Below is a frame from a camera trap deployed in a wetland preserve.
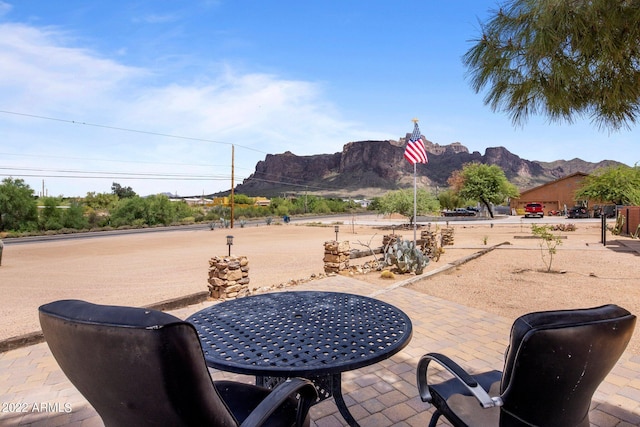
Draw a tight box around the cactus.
[383,238,429,275]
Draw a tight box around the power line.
[245,177,334,191]
[0,109,362,195]
[0,109,268,154]
[0,166,234,180]
[0,173,236,181]
[247,170,348,192]
[0,151,254,171]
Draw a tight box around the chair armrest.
[240,378,318,427]
[417,353,502,409]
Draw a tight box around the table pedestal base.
[257,374,359,427]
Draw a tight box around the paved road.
[1,212,608,246]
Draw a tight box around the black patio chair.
[417,304,636,427]
[39,299,318,427]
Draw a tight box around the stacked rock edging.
[208,255,250,299]
[441,227,455,246]
[323,240,350,273]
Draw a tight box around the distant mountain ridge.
[232,136,622,197]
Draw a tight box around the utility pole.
[230,144,235,228]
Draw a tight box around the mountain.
[232,136,622,198]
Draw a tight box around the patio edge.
[0,291,210,353]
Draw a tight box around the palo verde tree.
[111,182,137,199]
[449,163,519,218]
[575,165,640,206]
[437,188,468,211]
[84,192,119,211]
[376,188,440,224]
[40,196,64,230]
[464,0,640,131]
[0,178,38,231]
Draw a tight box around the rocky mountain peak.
[233,138,621,197]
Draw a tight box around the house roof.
[517,172,589,197]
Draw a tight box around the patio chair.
[417,304,636,427]
[39,299,318,427]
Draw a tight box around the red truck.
[524,203,544,218]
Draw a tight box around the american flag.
[404,122,428,165]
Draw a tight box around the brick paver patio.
[2,276,640,426]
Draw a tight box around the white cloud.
[0,21,370,196]
[0,23,147,115]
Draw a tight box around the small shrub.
[552,223,576,232]
[380,270,396,280]
[531,224,563,272]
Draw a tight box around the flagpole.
[413,162,417,246]
[411,118,419,247]
[404,117,426,248]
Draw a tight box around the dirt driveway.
[1,217,639,353]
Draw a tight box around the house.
[182,197,212,206]
[253,197,271,207]
[509,172,592,215]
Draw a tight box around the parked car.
[567,206,590,219]
[524,203,544,218]
[593,205,617,218]
[442,208,476,217]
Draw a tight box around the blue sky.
[1,1,638,197]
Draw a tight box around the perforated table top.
[188,291,413,377]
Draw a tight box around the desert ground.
[1,214,639,353]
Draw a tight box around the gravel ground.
[1,219,639,354]
[404,223,640,354]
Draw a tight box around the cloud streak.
[0,21,370,196]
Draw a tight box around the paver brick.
[1,279,639,427]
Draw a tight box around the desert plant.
[553,223,576,232]
[383,238,429,275]
[380,270,395,280]
[354,234,381,270]
[609,215,625,235]
[531,224,563,272]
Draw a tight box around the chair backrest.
[500,304,636,427]
[39,300,238,427]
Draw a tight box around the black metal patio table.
[188,291,413,427]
